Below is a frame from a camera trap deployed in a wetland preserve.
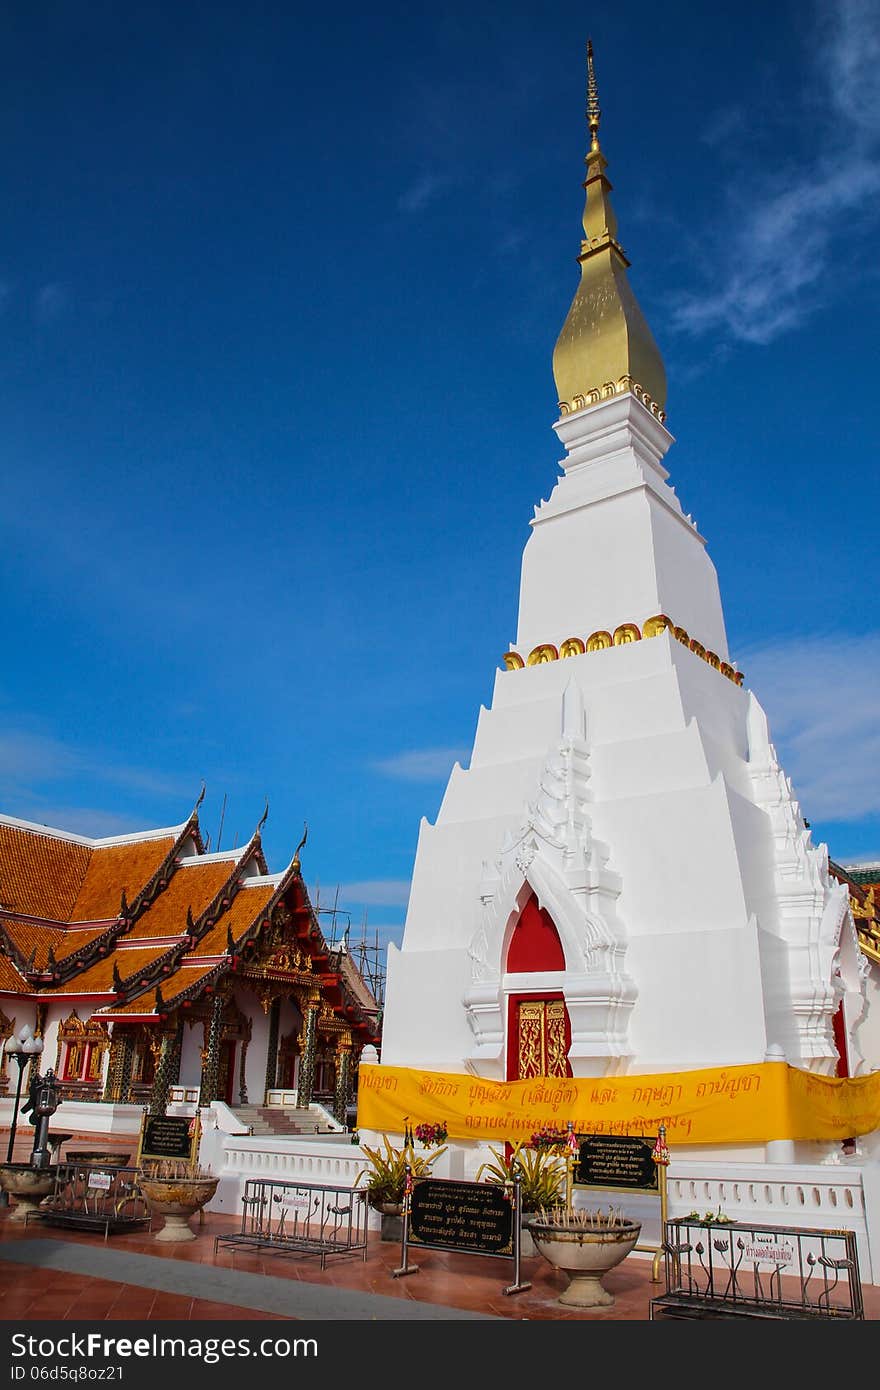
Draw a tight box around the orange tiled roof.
[0,821,176,924]
[43,945,173,997]
[161,962,221,1006]
[1,921,109,972]
[0,954,27,994]
[190,883,275,957]
[70,837,175,921]
[93,995,162,1018]
[0,823,90,919]
[129,861,235,939]
[95,961,222,1017]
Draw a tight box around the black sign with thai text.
[409,1179,514,1256]
[575,1133,659,1192]
[140,1116,193,1161]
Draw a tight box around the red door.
[504,893,572,1081]
[219,1041,236,1105]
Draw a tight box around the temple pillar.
[297,994,321,1109]
[263,997,280,1103]
[149,1023,182,1116]
[200,994,225,1105]
[333,1032,354,1124]
[103,1028,135,1103]
[238,1031,250,1106]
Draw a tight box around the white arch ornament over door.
[463,678,637,1079]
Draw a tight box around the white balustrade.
[665,1161,872,1281]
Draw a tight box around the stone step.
[230,1103,336,1138]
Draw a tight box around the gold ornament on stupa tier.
[502,614,745,687]
[552,41,667,421]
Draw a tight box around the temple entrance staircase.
[230,1103,341,1137]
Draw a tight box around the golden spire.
[586,39,601,153]
[552,41,667,422]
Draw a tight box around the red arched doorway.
[504,893,572,1081]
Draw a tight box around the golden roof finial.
[586,39,601,152]
[551,42,668,421]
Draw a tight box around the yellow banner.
[357,1061,880,1145]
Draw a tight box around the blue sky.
[1,1,878,962]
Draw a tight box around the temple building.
[377,46,876,1140]
[0,796,380,1125]
[831,862,880,1069]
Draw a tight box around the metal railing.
[27,1162,150,1243]
[213,1177,369,1270]
[651,1215,864,1320]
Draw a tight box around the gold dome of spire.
[552,41,667,421]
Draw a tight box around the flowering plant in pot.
[529,1126,570,1155]
[413,1121,448,1149]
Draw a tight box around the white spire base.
[514,392,728,660]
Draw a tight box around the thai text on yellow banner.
[356,1061,880,1145]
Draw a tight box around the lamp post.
[29,1070,60,1171]
[4,1025,44,1163]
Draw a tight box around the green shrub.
[355,1135,446,1209]
[476,1141,566,1212]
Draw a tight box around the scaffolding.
[315,889,385,1017]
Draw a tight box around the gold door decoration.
[54,1009,110,1081]
[517,999,569,1079]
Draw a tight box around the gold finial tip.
[586,37,601,148]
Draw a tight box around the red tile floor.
[0,1211,662,1321]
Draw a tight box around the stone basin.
[138,1175,219,1242]
[526,1216,642,1308]
[65,1152,131,1168]
[0,1163,56,1222]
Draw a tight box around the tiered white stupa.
[379,47,868,1147]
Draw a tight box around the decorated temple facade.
[0,799,380,1122]
[375,46,876,1161]
[831,862,880,1073]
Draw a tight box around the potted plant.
[476,1141,566,1255]
[412,1121,448,1148]
[527,1203,642,1308]
[355,1134,446,1240]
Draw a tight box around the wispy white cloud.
[34,282,68,324]
[700,105,748,148]
[335,880,411,907]
[826,0,880,134]
[372,747,468,781]
[5,804,152,839]
[398,172,455,214]
[671,161,880,345]
[337,920,405,953]
[0,729,191,801]
[499,227,528,255]
[742,632,880,822]
[671,0,880,346]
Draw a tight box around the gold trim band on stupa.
[502,614,745,687]
[552,41,667,422]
